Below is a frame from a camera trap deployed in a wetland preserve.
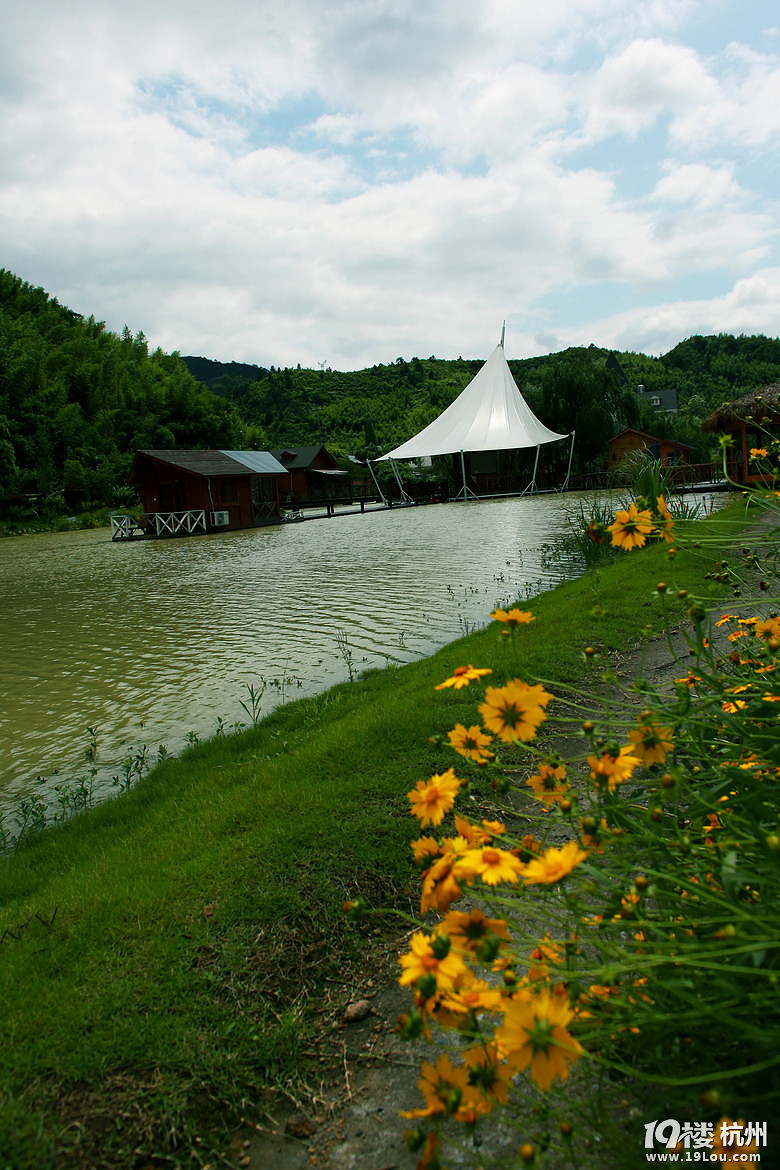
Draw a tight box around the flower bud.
[341,897,368,919]
[430,932,451,960]
[476,932,502,963]
[396,1010,425,1040]
[416,974,437,999]
[404,1126,427,1152]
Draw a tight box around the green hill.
[0,270,263,512]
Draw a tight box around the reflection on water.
[0,492,717,810]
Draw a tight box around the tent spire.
[500,321,505,348]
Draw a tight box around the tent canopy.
[378,341,567,461]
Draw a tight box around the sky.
[1,1,779,371]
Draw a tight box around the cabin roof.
[701,382,780,433]
[131,449,287,479]
[269,445,337,470]
[607,428,692,450]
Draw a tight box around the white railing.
[153,510,207,536]
[110,514,135,540]
[111,510,207,540]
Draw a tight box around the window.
[220,479,238,504]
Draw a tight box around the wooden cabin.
[606,428,692,470]
[270,445,350,505]
[701,383,780,485]
[115,449,287,539]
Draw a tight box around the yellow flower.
[627,721,674,766]
[442,907,511,952]
[410,836,441,865]
[435,665,492,690]
[463,1043,513,1107]
[655,495,675,543]
[439,980,505,1019]
[750,447,769,458]
[490,607,535,627]
[478,679,553,743]
[453,813,505,845]
[407,768,462,827]
[398,930,469,992]
[586,519,608,545]
[526,760,569,804]
[467,845,525,886]
[527,935,562,982]
[420,845,480,913]
[400,1052,483,1122]
[588,745,642,791]
[447,723,494,762]
[755,616,780,641]
[608,503,654,551]
[521,840,587,885]
[495,986,583,1090]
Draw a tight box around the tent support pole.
[521,445,541,495]
[455,450,479,501]
[389,458,414,504]
[366,459,387,506]
[560,430,576,492]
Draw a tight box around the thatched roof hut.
[701,382,780,433]
[700,382,780,485]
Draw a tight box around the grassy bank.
[0,498,754,1168]
[0,507,113,539]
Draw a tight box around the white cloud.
[554,267,780,356]
[0,1,778,369]
[651,161,744,209]
[582,38,718,142]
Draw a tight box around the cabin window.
[220,479,238,504]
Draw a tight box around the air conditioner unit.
[210,510,230,526]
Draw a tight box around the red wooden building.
[271,445,353,504]
[113,449,287,540]
[606,428,692,470]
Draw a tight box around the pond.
[0,492,722,814]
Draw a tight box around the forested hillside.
[0,270,262,510]
[183,332,780,470]
[3,266,780,517]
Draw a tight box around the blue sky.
[1,0,779,370]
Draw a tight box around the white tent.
[377,331,573,499]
